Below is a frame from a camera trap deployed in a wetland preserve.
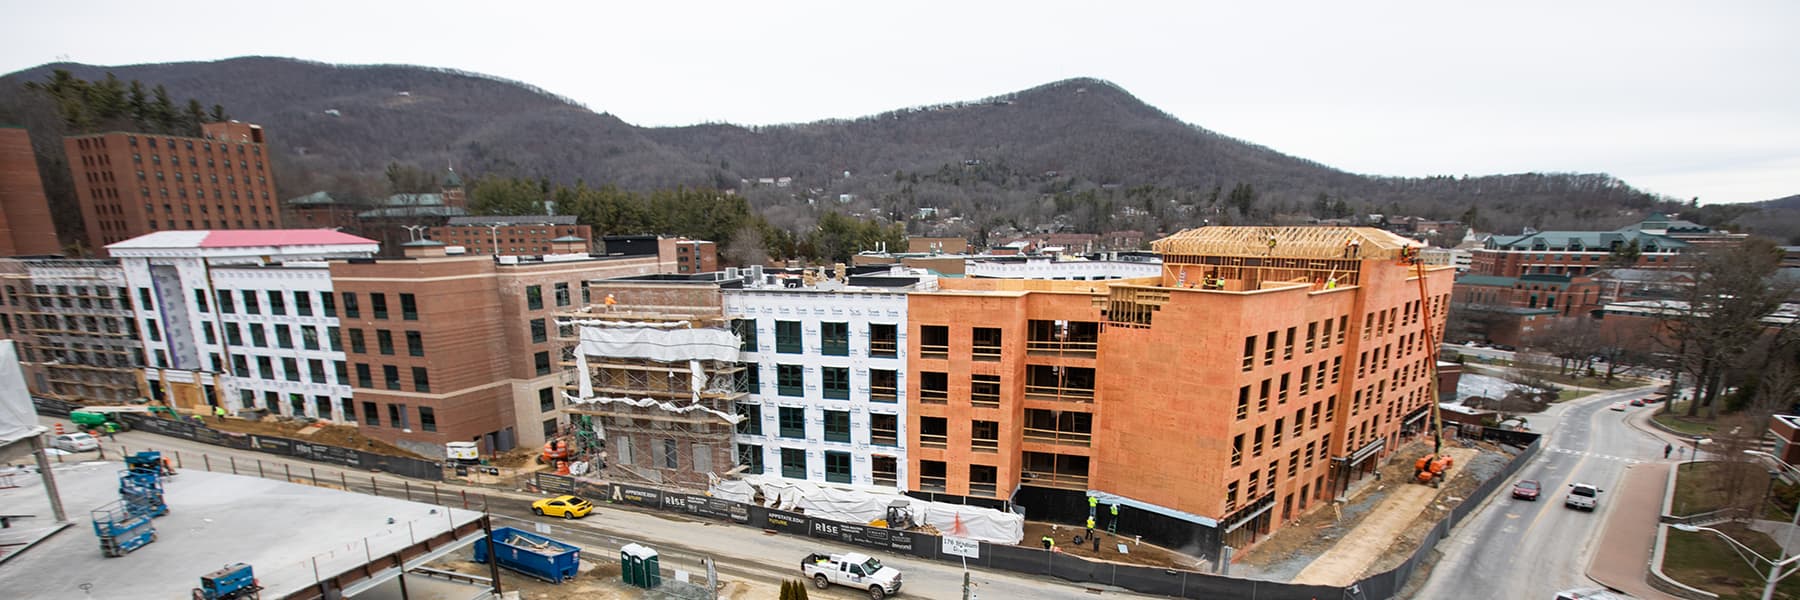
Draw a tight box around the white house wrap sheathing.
[712,474,1025,545]
[570,322,740,363]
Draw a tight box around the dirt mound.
[1019,521,1210,570]
[204,416,424,459]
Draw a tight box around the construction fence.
[32,396,446,481]
[532,427,1543,600]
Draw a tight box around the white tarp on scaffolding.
[0,341,45,447]
[561,392,743,425]
[713,475,1025,545]
[571,323,741,363]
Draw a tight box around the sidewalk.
[1585,461,1681,600]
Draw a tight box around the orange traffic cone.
[54,423,64,435]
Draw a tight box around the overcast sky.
[3,1,1795,203]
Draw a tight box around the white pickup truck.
[1565,483,1603,511]
[801,552,903,599]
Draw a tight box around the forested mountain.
[2,56,1794,246]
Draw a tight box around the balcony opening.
[1025,365,1095,402]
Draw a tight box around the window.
[733,319,757,351]
[872,456,898,487]
[400,293,417,320]
[739,444,764,474]
[295,292,313,316]
[1232,434,1244,466]
[203,324,217,345]
[388,403,407,429]
[309,359,326,383]
[971,374,1001,408]
[869,369,898,402]
[822,367,849,400]
[775,320,801,353]
[406,330,423,356]
[321,292,336,317]
[920,325,949,357]
[540,388,556,412]
[268,290,286,315]
[363,401,378,426]
[1306,322,1317,353]
[777,364,804,396]
[535,351,551,375]
[349,329,366,353]
[1284,326,1296,360]
[969,464,998,496]
[870,413,898,446]
[413,367,430,392]
[275,324,293,349]
[530,319,547,343]
[972,420,999,452]
[920,371,948,403]
[371,293,388,319]
[419,407,437,432]
[335,361,348,385]
[302,326,320,350]
[218,291,235,314]
[781,448,806,479]
[1253,426,1265,457]
[779,407,806,438]
[1243,336,1256,371]
[377,329,394,355]
[241,290,259,314]
[972,327,1002,360]
[383,365,401,390]
[544,418,560,439]
[341,292,359,318]
[249,324,267,347]
[919,460,948,492]
[825,451,852,484]
[194,289,210,313]
[735,403,762,435]
[282,357,300,382]
[821,322,849,356]
[232,355,249,377]
[824,410,850,442]
[1265,331,1277,365]
[1237,386,1250,420]
[869,323,898,357]
[553,283,570,307]
[919,416,947,448]
[662,439,680,469]
[526,285,543,310]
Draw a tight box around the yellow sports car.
[531,495,593,519]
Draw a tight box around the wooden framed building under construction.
[554,275,750,490]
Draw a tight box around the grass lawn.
[1559,388,1595,402]
[1672,461,1771,517]
[1654,409,1721,437]
[1663,522,1800,600]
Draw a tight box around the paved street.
[1416,385,1665,599]
[41,416,1155,600]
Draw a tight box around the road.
[42,416,1154,600]
[1441,342,1517,362]
[1415,384,1667,599]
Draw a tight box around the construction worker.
[1085,516,1095,540]
[1087,495,1098,517]
[1041,535,1054,550]
[1109,503,1120,533]
[1266,235,1278,254]
[604,293,617,312]
[103,421,117,441]
[213,405,226,421]
[1325,277,1338,290]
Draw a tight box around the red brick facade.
[0,128,62,256]
[65,122,280,254]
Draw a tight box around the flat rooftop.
[0,460,483,599]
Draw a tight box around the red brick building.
[64,121,280,253]
[429,215,591,256]
[660,238,717,273]
[0,127,61,256]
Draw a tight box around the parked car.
[1609,402,1627,411]
[1511,479,1541,501]
[530,495,593,519]
[803,552,903,599]
[1566,483,1603,511]
[51,432,99,453]
[1629,399,1645,407]
[1491,344,1517,352]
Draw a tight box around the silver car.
[51,432,99,453]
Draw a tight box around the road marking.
[1546,447,1642,464]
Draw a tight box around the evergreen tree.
[150,84,176,133]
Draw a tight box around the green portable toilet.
[641,545,661,589]
[620,543,646,587]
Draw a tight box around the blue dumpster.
[473,527,581,583]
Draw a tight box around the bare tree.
[722,223,769,267]
[1669,239,1792,418]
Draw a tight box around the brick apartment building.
[662,238,717,274]
[429,215,591,256]
[907,226,1452,554]
[65,121,280,253]
[0,127,62,256]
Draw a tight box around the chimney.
[402,239,448,258]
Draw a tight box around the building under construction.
[554,273,752,490]
[0,258,143,403]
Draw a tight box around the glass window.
[295,292,313,316]
[406,331,423,356]
[822,367,849,400]
[780,448,806,479]
[370,293,388,319]
[535,351,551,375]
[775,321,801,353]
[554,283,570,307]
[341,292,359,318]
[412,367,430,393]
[328,326,342,351]
[356,364,372,388]
[321,292,336,317]
[539,388,556,412]
[824,451,851,484]
[777,364,804,396]
[217,290,235,313]
[267,290,286,315]
[733,319,757,352]
[531,319,547,343]
[383,365,401,390]
[778,407,805,438]
[281,357,299,382]
[301,326,319,350]
[400,293,417,320]
[349,329,365,353]
[248,324,266,347]
[241,290,259,314]
[735,403,761,435]
[824,410,850,442]
[193,289,210,313]
[377,330,393,355]
[821,322,849,356]
[526,285,543,310]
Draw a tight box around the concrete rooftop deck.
[0,459,483,599]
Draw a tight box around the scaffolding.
[0,259,142,403]
[555,308,745,491]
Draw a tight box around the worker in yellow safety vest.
[1041,535,1054,550]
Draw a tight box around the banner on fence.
[537,473,575,495]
